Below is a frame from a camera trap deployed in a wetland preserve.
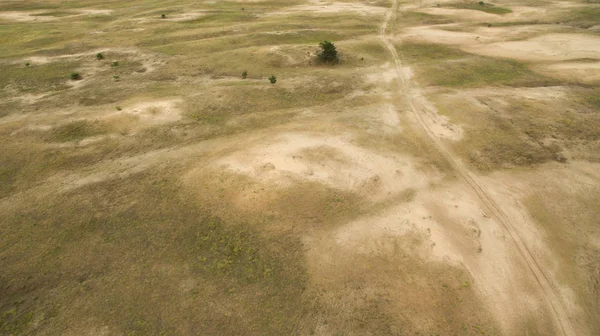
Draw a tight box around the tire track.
[379,1,576,335]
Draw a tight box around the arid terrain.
[1,0,599,335]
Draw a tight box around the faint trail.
[379,1,576,335]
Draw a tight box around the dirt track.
[381,1,576,335]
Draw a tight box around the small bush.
[96,53,104,60]
[70,72,82,80]
[25,62,30,67]
[116,106,122,111]
[161,14,166,19]
[113,75,120,81]
[317,40,339,64]
[242,70,248,79]
[268,75,277,84]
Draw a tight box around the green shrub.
[268,75,277,84]
[70,72,82,80]
[242,70,247,79]
[317,40,339,64]
[96,53,104,60]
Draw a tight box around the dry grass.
[397,42,560,88]
[525,182,600,335]
[2,0,600,334]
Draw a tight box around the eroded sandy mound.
[214,132,438,199]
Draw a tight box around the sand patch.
[214,132,437,200]
[464,33,600,62]
[365,63,399,84]
[75,9,112,15]
[0,11,55,22]
[405,67,463,141]
[268,1,386,16]
[304,180,555,334]
[403,26,491,45]
[0,9,111,22]
[162,12,207,22]
[401,24,563,46]
[114,99,183,125]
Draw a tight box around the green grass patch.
[186,77,354,124]
[397,42,468,63]
[0,170,315,334]
[45,120,107,142]
[400,11,455,25]
[31,11,74,17]
[562,7,600,28]
[448,2,512,15]
[0,60,81,95]
[397,42,559,88]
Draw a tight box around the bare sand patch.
[0,9,111,22]
[214,132,437,199]
[113,99,183,125]
[401,24,564,46]
[403,26,491,45]
[75,9,112,15]
[464,33,600,62]
[0,11,55,22]
[304,179,557,334]
[268,1,386,16]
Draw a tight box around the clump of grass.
[111,61,119,67]
[113,75,120,81]
[268,75,277,84]
[241,70,247,79]
[161,14,166,19]
[96,52,104,60]
[24,62,30,67]
[70,72,82,80]
[45,120,106,142]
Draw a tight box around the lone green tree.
[317,40,338,64]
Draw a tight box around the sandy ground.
[1,0,598,335]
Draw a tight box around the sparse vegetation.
[0,0,598,335]
[448,1,512,14]
[70,72,82,80]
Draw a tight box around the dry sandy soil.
[0,0,599,335]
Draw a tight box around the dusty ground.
[1,0,599,335]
